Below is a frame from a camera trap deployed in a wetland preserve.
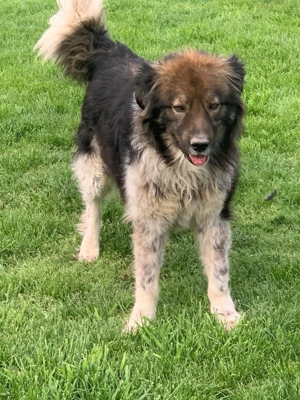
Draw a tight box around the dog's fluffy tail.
[35,0,108,83]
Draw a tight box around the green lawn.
[1,0,300,398]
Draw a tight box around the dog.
[35,0,245,332]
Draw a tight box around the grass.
[1,0,300,398]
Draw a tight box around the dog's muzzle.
[188,138,209,166]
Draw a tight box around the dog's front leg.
[124,222,167,333]
[198,217,240,330]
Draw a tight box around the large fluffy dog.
[36,0,245,332]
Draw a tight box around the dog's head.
[135,50,245,167]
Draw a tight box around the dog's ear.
[135,62,157,110]
[226,54,245,93]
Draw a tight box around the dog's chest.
[125,162,226,229]
[174,189,225,229]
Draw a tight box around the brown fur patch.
[157,51,232,99]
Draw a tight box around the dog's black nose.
[191,141,209,154]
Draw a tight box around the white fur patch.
[72,152,113,261]
[124,146,228,231]
[34,0,104,62]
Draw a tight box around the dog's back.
[78,46,143,189]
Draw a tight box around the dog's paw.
[77,246,99,262]
[210,296,240,331]
[122,317,142,334]
[214,309,240,331]
[122,308,154,334]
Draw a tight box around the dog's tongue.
[189,154,207,166]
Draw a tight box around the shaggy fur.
[35,0,246,332]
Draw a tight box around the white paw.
[77,231,100,262]
[215,309,240,331]
[210,296,240,331]
[123,317,142,334]
[123,307,155,334]
[78,244,99,262]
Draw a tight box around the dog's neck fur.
[130,107,234,199]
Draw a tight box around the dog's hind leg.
[197,217,240,331]
[124,222,168,333]
[73,152,107,262]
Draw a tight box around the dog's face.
[135,51,245,166]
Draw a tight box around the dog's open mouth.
[188,154,208,166]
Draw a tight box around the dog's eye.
[173,105,185,113]
[209,102,220,110]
